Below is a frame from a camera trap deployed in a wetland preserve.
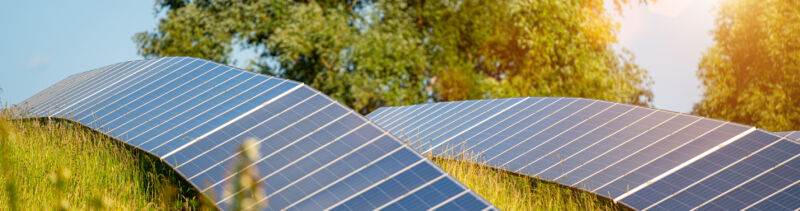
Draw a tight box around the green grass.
[0,115,212,210]
[429,149,632,211]
[0,112,630,210]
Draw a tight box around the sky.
[0,0,718,113]
[610,0,718,113]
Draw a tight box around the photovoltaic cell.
[369,98,800,210]
[14,57,494,211]
[746,181,800,210]
[777,131,800,142]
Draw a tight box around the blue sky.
[0,0,717,113]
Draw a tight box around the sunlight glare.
[648,0,695,17]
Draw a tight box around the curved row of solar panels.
[368,98,800,210]
[14,57,495,211]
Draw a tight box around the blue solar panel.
[622,130,780,209]
[747,181,800,210]
[369,98,800,210]
[777,131,800,142]
[15,57,494,211]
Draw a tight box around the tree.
[693,0,800,131]
[135,0,654,114]
[393,0,652,105]
[137,0,429,114]
[464,0,653,105]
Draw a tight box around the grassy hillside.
[0,115,210,210]
[433,157,630,211]
[0,113,629,210]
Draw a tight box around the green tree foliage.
[136,0,653,114]
[429,0,653,106]
[693,0,800,131]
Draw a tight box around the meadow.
[0,114,210,210]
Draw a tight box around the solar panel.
[777,131,800,142]
[368,98,800,210]
[14,57,495,211]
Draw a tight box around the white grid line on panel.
[387,103,448,133]
[412,100,500,151]
[379,104,431,131]
[488,100,610,165]
[37,70,114,116]
[70,58,185,120]
[424,98,530,155]
[428,189,470,211]
[213,120,374,202]
[508,103,635,173]
[31,61,125,115]
[691,151,800,210]
[142,75,283,149]
[420,99,506,142]
[21,71,80,107]
[279,147,421,209]
[370,104,408,125]
[471,99,582,158]
[403,101,475,147]
[23,68,94,113]
[54,59,159,118]
[52,58,164,117]
[163,82,304,159]
[99,66,233,130]
[78,58,203,124]
[198,102,343,188]
[590,120,729,192]
[411,100,487,145]
[614,127,756,202]
[741,177,800,210]
[38,61,136,116]
[536,108,656,178]
[575,117,704,190]
[108,70,246,135]
[231,129,388,204]
[80,58,199,125]
[554,113,681,184]
[255,131,389,201]
[370,105,407,126]
[366,107,389,120]
[117,68,255,139]
[314,89,496,209]
[404,101,478,140]
[456,98,572,156]
[427,190,469,211]
[173,90,319,171]
[369,175,449,211]
[389,102,457,137]
[22,75,74,114]
[141,77,279,151]
[53,60,156,117]
[126,73,261,147]
[173,90,320,168]
[643,136,788,210]
[144,79,286,153]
